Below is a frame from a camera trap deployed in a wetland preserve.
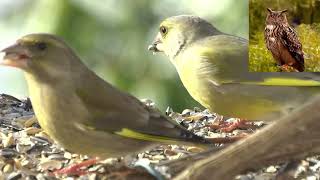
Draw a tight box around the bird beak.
[148,33,164,54]
[0,43,31,69]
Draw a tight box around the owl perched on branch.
[264,8,304,72]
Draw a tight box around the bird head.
[148,15,221,60]
[1,33,81,81]
[266,8,288,25]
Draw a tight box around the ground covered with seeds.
[0,94,319,180]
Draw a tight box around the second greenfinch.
[148,15,320,121]
[1,33,207,159]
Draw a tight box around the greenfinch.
[148,15,320,120]
[1,33,207,158]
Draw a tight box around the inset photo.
[249,0,320,72]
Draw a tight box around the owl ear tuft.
[281,9,288,14]
[267,8,273,13]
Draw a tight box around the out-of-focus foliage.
[250,0,320,39]
[0,0,248,111]
[249,0,320,72]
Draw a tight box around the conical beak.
[0,43,31,69]
[148,33,164,54]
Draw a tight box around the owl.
[264,8,304,72]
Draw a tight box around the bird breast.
[266,25,275,30]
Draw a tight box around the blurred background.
[0,0,248,112]
[249,0,320,72]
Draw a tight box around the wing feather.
[280,26,304,68]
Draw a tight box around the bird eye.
[36,42,47,51]
[160,26,168,35]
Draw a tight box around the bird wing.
[75,71,205,143]
[264,26,273,51]
[280,26,304,67]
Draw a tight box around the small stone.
[2,163,14,173]
[235,175,252,180]
[253,121,265,127]
[13,159,22,169]
[35,132,53,144]
[170,112,183,124]
[30,136,50,146]
[7,172,22,180]
[186,147,204,153]
[23,117,37,128]
[154,165,171,179]
[301,160,309,167]
[0,149,19,159]
[310,161,320,172]
[265,166,277,173]
[168,153,185,160]
[101,158,118,165]
[140,99,155,107]
[80,154,90,161]
[35,174,47,180]
[88,164,104,172]
[16,144,34,154]
[4,113,21,119]
[11,107,25,113]
[165,107,173,116]
[23,127,42,135]
[20,158,34,169]
[307,176,317,180]
[88,173,97,180]
[3,133,15,148]
[152,155,165,161]
[184,115,207,122]
[38,158,63,171]
[48,154,66,161]
[63,152,72,159]
[22,111,34,116]
[164,149,177,156]
[71,153,79,158]
[193,107,202,112]
[181,109,193,116]
[25,175,37,180]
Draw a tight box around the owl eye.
[160,26,168,35]
[36,42,47,51]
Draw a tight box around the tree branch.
[160,95,320,180]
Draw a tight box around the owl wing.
[280,26,304,68]
[264,26,272,51]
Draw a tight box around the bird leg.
[219,119,258,132]
[203,118,264,144]
[183,114,208,121]
[53,158,98,176]
[208,118,260,133]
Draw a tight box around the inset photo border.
[249,0,320,72]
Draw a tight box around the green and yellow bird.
[1,33,207,159]
[148,15,320,121]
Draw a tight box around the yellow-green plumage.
[149,15,320,120]
[1,33,208,158]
